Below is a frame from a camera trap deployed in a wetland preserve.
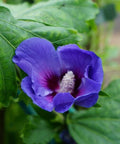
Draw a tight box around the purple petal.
[31,71,53,97]
[13,37,61,91]
[53,93,74,113]
[13,57,32,76]
[75,78,101,97]
[75,93,98,108]
[21,76,34,98]
[34,95,54,112]
[84,52,103,83]
[21,76,54,112]
[57,44,92,78]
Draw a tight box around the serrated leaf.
[21,116,56,144]
[68,79,120,144]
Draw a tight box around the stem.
[15,65,22,82]
[63,111,68,127]
[0,108,5,144]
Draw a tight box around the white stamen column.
[59,71,75,93]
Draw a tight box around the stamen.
[59,71,75,93]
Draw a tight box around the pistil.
[58,71,75,93]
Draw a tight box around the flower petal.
[13,37,61,92]
[57,44,92,78]
[84,52,103,83]
[53,93,74,113]
[75,93,98,108]
[75,77,101,97]
[31,71,53,97]
[13,57,32,76]
[13,37,60,76]
[21,76,54,112]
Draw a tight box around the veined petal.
[53,93,74,113]
[31,71,59,96]
[57,44,92,78]
[13,37,61,91]
[75,93,98,108]
[21,76,54,112]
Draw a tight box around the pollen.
[59,71,75,93]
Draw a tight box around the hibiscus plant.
[0,0,120,144]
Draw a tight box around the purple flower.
[13,37,103,113]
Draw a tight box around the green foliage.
[19,91,33,105]
[67,79,120,144]
[99,90,110,97]
[0,18,17,106]
[20,80,120,144]
[0,0,98,106]
[0,0,119,144]
[14,0,99,33]
[0,2,30,17]
[5,103,27,144]
[98,0,120,13]
[1,0,22,4]
[21,116,57,144]
[35,0,48,3]
[0,0,99,45]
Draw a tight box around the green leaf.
[0,6,31,49]
[68,79,120,144]
[19,91,33,105]
[104,79,120,103]
[0,6,81,47]
[93,103,101,108]
[5,103,27,143]
[2,0,22,4]
[0,0,98,49]
[21,116,57,144]
[0,7,19,106]
[99,90,110,97]
[17,20,82,46]
[15,0,99,33]
[0,32,17,106]
[0,0,98,47]
[0,2,29,17]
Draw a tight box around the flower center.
[58,71,75,93]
